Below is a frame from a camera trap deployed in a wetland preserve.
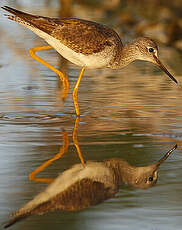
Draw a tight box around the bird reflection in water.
[4,119,177,229]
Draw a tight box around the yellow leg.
[29,130,69,183]
[73,67,85,116]
[29,46,69,100]
[73,117,86,166]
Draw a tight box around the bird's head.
[134,37,177,84]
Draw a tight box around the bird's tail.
[1,5,59,34]
[1,5,37,26]
[3,212,31,229]
[2,5,34,19]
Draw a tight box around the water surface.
[0,2,182,230]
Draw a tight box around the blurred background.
[0,0,182,230]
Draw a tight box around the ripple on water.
[0,112,74,125]
[133,133,182,140]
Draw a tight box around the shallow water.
[0,2,182,230]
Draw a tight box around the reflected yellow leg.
[73,67,85,116]
[73,117,86,166]
[29,46,69,100]
[29,130,69,183]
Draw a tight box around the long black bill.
[153,55,178,84]
[156,144,177,167]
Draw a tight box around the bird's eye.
[148,177,153,182]
[148,48,154,53]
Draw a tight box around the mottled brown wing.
[50,18,122,54]
[2,6,122,54]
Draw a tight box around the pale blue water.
[0,1,182,230]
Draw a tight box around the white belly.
[27,26,113,69]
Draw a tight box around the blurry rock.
[104,0,120,10]
[134,6,182,46]
[159,7,174,22]
[59,0,72,18]
[119,11,136,26]
[178,19,182,29]
[167,19,182,44]
[174,39,182,50]
[136,22,169,44]
[135,20,150,35]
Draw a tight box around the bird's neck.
[104,159,137,186]
[110,40,139,69]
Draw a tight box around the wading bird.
[2,6,178,116]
